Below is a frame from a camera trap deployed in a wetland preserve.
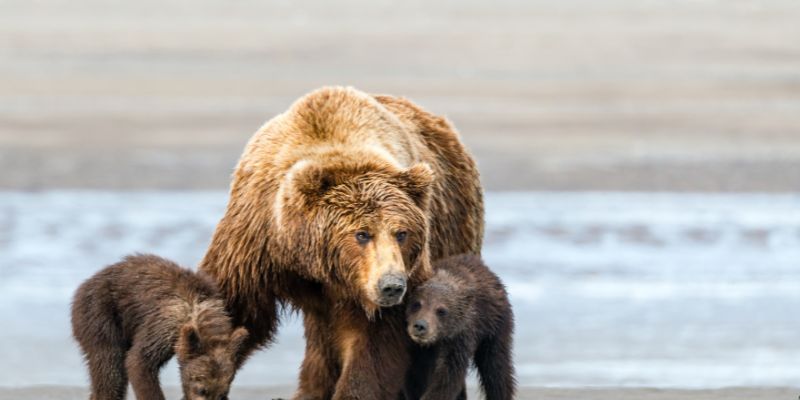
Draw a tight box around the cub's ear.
[177,324,202,358]
[397,163,434,208]
[228,327,249,353]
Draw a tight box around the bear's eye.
[395,231,408,243]
[436,308,448,318]
[409,301,421,312]
[355,231,371,244]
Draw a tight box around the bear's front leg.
[331,314,410,400]
[125,331,173,400]
[294,312,340,400]
[126,348,167,400]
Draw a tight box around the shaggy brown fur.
[71,254,249,400]
[404,254,515,400]
[199,86,484,399]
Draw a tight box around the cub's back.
[112,254,215,305]
[432,253,502,293]
[431,254,511,335]
[72,254,219,342]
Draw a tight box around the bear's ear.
[228,327,249,353]
[397,163,434,208]
[176,324,202,358]
[290,162,340,202]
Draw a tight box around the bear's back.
[74,254,220,340]
[432,254,510,336]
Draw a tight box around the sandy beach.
[2,0,800,191]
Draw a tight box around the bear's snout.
[376,274,407,306]
[408,318,433,343]
[412,319,428,335]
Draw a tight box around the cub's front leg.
[419,341,473,400]
[125,338,171,400]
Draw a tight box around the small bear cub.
[71,254,248,400]
[404,254,516,400]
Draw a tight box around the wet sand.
[0,386,797,400]
[2,0,800,191]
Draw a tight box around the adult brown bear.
[199,86,483,399]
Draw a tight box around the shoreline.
[0,386,797,400]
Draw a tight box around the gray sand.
[0,386,797,400]
[2,0,800,191]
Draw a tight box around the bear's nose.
[378,274,407,301]
[413,319,428,334]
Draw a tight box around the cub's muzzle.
[407,319,433,344]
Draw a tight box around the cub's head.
[278,159,434,313]
[406,270,472,345]
[176,324,249,400]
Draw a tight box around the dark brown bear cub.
[71,254,248,400]
[404,254,515,400]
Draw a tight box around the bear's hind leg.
[86,347,127,400]
[72,278,128,400]
[474,334,516,400]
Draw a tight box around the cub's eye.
[436,308,448,318]
[395,231,408,243]
[409,301,421,312]
[355,231,371,244]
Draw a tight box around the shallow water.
[1,191,798,387]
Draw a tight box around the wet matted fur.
[71,254,248,400]
[200,86,484,399]
[405,254,516,400]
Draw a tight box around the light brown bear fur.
[199,86,484,399]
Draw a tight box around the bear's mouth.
[376,297,405,308]
[408,329,435,346]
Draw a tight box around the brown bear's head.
[277,157,434,314]
[176,323,249,400]
[405,269,474,345]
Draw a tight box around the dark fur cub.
[71,254,248,400]
[404,254,516,400]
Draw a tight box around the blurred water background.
[1,191,798,387]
